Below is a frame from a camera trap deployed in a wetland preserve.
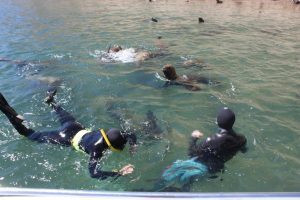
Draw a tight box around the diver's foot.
[44,88,57,104]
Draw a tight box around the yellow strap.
[71,129,90,152]
[100,129,121,152]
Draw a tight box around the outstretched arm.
[88,152,119,180]
[188,130,204,158]
[88,152,134,180]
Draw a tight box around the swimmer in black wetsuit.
[138,107,246,192]
[188,107,247,174]
[0,90,137,180]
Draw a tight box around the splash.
[91,48,138,63]
[48,53,72,60]
[155,72,168,81]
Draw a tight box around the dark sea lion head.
[109,45,122,53]
[162,64,178,80]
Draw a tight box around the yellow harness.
[71,129,90,152]
[71,129,121,152]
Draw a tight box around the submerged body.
[106,100,164,138]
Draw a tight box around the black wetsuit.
[188,129,247,174]
[0,93,136,180]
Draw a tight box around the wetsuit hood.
[106,128,126,150]
[217,107,235,131]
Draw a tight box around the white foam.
[92,48,140,63]
[48,53,72,60]
[107,48,137,63]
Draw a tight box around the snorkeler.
[162,64,214,91]
[0,90,136,180]
[160,107,247,191]
[188,107,247,173]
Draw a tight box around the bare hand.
[191,130,204,138]
[119,164,134,176]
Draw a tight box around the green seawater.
[0,0,299,192]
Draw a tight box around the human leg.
[44,90,85,141]
[1,92,83,145]
[27,122,83,145]
[0,93,34,136]
[44,89,79,126]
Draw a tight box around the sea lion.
[162,64,212,91]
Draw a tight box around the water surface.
[0,0,299,192]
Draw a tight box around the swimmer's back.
[189,130,246,172]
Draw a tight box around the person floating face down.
[160,108,247,190]
[162,64,213,91]
[0,90,137,180]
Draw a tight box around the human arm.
[188,130,204,157]
[88,152,120,180]
[88,151,135,180]
[226,131,247,153]
[239,135,247,153]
